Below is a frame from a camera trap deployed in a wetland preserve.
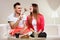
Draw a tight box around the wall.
[0,0,60,25]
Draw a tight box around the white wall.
[0,0,60,25]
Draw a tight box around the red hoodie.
[26,13,44,32]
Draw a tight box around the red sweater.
[26,13,44,32]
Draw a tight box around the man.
[26,3,47,38]
[8,2,32,38]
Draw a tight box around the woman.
[26,3,47,38]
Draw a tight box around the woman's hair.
[30,3,39,16]
[32,3,38,7]
[28,3,39,24]
[30,12,32,16]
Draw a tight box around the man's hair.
[13,2,20,8]
[32,3,38,7]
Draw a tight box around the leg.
[15,33,20,38]
[38,32,47,38]
[30,32,35,37]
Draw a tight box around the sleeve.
[40,15,45,31]
[25,16,34,30]
[25,16,30,29]
[8,16,14,23]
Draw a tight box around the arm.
[26,16,34,32]
[8,19,21,29]
[8,15,22,29]
[38,15,44,34]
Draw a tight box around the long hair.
[30,3,39,19]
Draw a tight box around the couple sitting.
[8,2,47,38]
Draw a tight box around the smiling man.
[8,2,32,38]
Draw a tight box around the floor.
[0,24,60,40]
[1,37,60,40]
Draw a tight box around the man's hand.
[19,14,23,20]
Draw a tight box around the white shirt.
[32,17,37,32]
[8,13,26,28]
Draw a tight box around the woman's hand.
[38,30,42,34]
[30,28,34,32]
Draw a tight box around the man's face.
[14,5,22,14]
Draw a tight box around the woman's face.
[30,6,38,13]
[30,6,33,12]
